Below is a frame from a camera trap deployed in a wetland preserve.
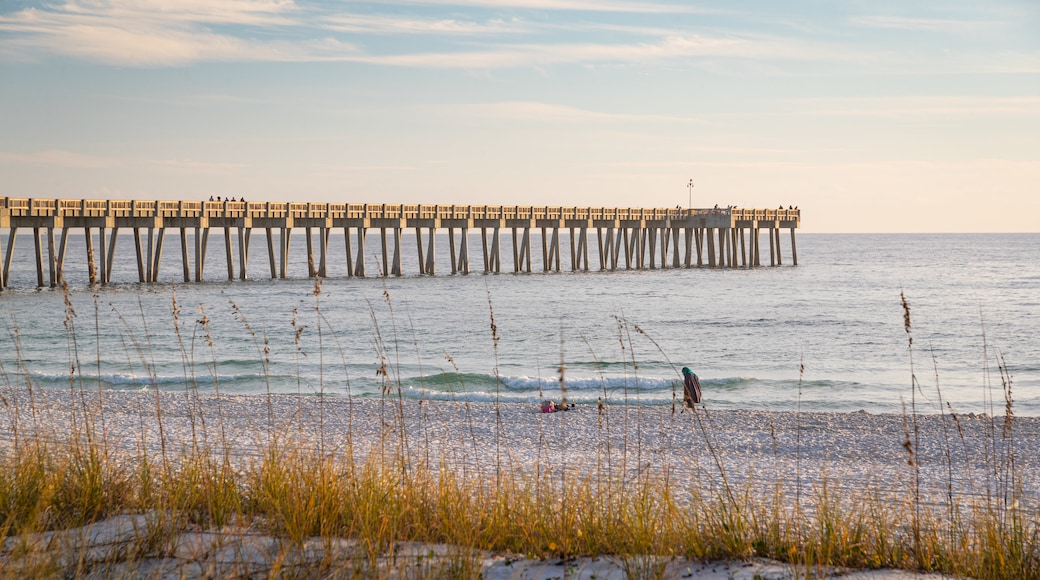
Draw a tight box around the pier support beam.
[98,227,109,285]
[731,227,739,268]
[85,227,98,285]
[571,227,589,272]
[279,227,290,279]
[416,227,434,275]
[180,228,191,282]
[774,227,783,266]
[146,228,156,283]
[511,229,519,272]
[32,228,44,288]
[514,227,532,273]
[353,227,366,277]
[790,227,798,266]
[56,228,70,285]
[682,227,692,268]
[706,228,715,267]
[647,227,658,269]
[196,227,210,282]
[542,227,560,272]
[318,227,327,277]
[448,226,469,274]
[720,228,730,268]
[266,229,277,279]
[620,228,632,269]
[391,227,403,276]
[459,226,470,274]
[150,228,165,282]
[415,226,424,274]
[615,228,627,270]
[695,228,704,267]
[0,229,12,290]
[415,226,436,275]
[344,227,353,278]
[224,227,236,281]
[448,228,456,273]
[305,227,315,278]
[751,225,760,266]
[46,227,57,287]
[105,228,118,283]
[239,228,251,280]
[424,228,436,276]
[601,228,611,270]
[671,227,681,268]
[134,228,146,282]
[626,227,642,269]
[380,228,390,277]
[480,226,500,273]
[655,227,666,269]
[599,228,607,272]
[766,227,773,266]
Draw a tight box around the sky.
[1,1,1038,233]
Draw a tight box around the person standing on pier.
[682,367,702,408]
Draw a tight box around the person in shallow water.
[682,367,702,408]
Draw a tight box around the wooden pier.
[0,198,800,290]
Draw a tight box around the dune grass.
[0,284,1037,578]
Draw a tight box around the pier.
[0,198,799,290]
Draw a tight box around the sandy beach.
[2,387,1037,577]
[4,387,1038,508]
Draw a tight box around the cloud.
[0,149,117,168]
[445,101,706,124]
[148,158,248,172]
[60,0,298,27]
[322,13,528,35]
[387,0,698,14]
[336,32,853,70]
[0,149,246,173]
[849,15,1003,34]
[0,0,360,66]
[795,96,1040,117]
[0,0,852,69]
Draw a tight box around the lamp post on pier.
[687,179,694,216]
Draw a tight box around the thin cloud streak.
[2,28,358,66]
[0,150,117,169]
[322,13,528,35]
[589,158,1040,173]
[46,0,298,26]
[389,0,700,14]
[444,101,707,124]
[795,96,1040,117]
[0,150,246,172]
[342,34,859,69]
[850,15,1003,34]
[0,0,359,66]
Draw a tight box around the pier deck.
[0,198,800,290]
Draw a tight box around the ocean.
[1,232,1037,416]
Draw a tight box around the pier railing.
[1,198,802,223]
[1,197,799,289]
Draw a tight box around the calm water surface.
[1,233,1037,416]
